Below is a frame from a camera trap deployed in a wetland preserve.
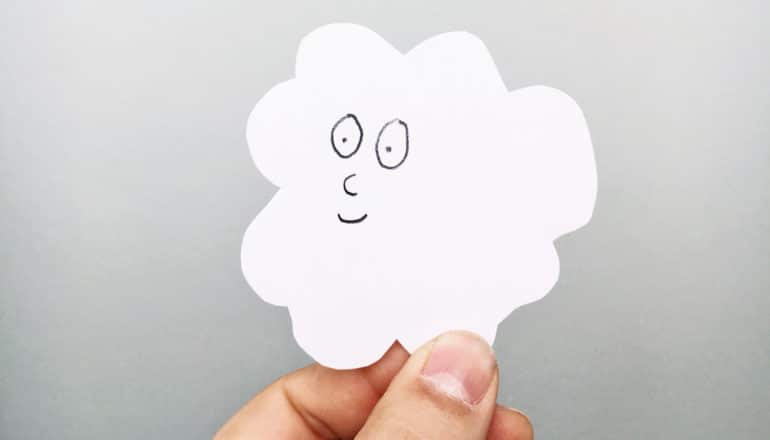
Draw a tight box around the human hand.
[214,331,533,439]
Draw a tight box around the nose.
[343,173,358,196]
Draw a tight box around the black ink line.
[375,118,409,170]
[337,213,368,224]
[343,173,357,196]
[331,113,363,159]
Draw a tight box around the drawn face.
[330,113,409,224]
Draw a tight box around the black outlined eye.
[331,114,363,158]
[375,119,409,169]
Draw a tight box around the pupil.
[385,146,392,152]
[342,137,347,143]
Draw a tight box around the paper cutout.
[242,24,597,369]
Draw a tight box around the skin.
[214,331,533,439]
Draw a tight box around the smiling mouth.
[337,213,368,224]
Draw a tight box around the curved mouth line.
[337,213,368,224]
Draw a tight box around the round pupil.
[385,146,392,152]
[342,137,347,143]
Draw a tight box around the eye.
[331,114,363,158]
[375,119,409,169]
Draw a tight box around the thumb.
[357,331,499,440]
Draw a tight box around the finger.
[357,331,499,440]
[488,406,534,440]
[213,342,408,440]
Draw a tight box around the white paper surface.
[242,23,597,369]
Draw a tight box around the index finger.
[213,342,409,439]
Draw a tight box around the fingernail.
[420,332,496,405]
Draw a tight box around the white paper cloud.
[242,24,597,369]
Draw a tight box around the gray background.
[1,1,768,438]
